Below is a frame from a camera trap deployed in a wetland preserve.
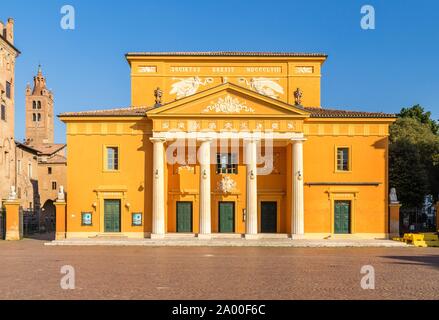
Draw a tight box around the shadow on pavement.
[23,232,55,241]
[381,254,439,269]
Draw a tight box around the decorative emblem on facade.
[170,77,214,99]
[218,176,237,194]
[256,122,263,130]
[287,122,295,130]
[224,122,233,130]
[238,77,284,99]
[138,66,157,73]
[189,121,200,131]
[162,121,170,129]
[154,87,163,106]
[208,122,217,130]
[57,186,65,202]
[240,121,249,130]
[389,188,399,204]
[294,88,303,106]
[202,95,255,113]
[8,186,17,201]
[295,66,313,74]
[271,122,279,130]
[177,122,185,129]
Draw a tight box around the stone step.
[91,233,128,240]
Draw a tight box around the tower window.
[1,105,5,121]
[37,101,41,109]
[37,113,41,122]
[32,113,36,122]
[48,167,52,174]
[28,163,32,178]
[32,101,36,109]
[52,181,57,190]
[5,81,11,99]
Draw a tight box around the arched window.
[37,101,41,109]
[32,113,36,122]
[32,101,36,109]
[37,113,41,122]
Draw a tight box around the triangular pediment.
[146,83,309,119]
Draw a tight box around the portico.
[150,133,306,239]
[147,83,309,238]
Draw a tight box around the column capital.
[291,137,307,143]
[150,137,167,144]
[243,137,261,143]
[197,137,214,143]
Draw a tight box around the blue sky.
[3,0,439,143]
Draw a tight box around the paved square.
[0,239,438,299]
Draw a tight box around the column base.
[150,233,165,239]
[290,234,305,240]
[244,234,259,240]
[55,232,66,240]
[197,234,212,240]
[6,230,21,241]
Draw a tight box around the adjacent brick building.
[0,17,66,229]
[0,18,20,206]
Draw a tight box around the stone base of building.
[61,232,390,240]
[303,233,390,240]
[6,230,21,241]
[55,232,66,240]
[46,237,408,248]
[150,233,165,239]
[244,234,259,240]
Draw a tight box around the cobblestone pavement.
[0,239,438,300]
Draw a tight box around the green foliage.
[398,104,439,134]
[389,106,439,207]
[389,139,429,207]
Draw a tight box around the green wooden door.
[104,199,121,232]
[177,202,193,233]
[261,202,277,233]
[334,201,351,234]
[219,202,235,233]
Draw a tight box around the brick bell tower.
[25,65,54,144]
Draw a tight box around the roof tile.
[60,105,395,119]
[59,106,153,117]
[304,107,395,118]
[126,51,327,57]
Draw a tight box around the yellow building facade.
[59,52,395,240]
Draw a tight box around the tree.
[389,108,439,207]
[398,104,439,135]
[389,138,429,207]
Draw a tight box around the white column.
[291,138,305,239]
[245,138,258,238]
[150,137,166,239]
[198,138,212,238]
